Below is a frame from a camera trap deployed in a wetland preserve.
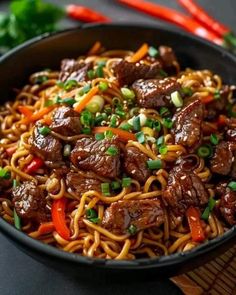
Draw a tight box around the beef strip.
[50,106,81,136]
[159,46,178,73]
[210,141,236,177]
[132,77,181,109]
[172,99,204,151]
[70,137,120,178]
[12,181,49,222]
[59,59,92,82]
[30,122,63,162]
[113,60,162,86]
[66,172,101,196]
[162,166,208,216]
[102,199,164,234]
[123,147,151,183]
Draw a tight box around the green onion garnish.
[63,144,71,157]
[95,133,105,141]
[197,145,212,158]
[159,69,167,77]
[64,79,78,91]
[110,114,117,128]
[148,46,159,57]
[133,116,141,132]
[122,177,131,188]
[136,131,145,144]
[104,106,112,115]
[128,224,137,235]
[79,84,91,96]
[159,145,168,155]
[145,118,154,128]
[156,136,164,146]
[210,133,219,145]
[120,123,132,131]
[82,127,91,134]
[86,209,100,224]
[55,96,63,104]
[104,130,113,139]
[56,81,64,88]
[80,110,93,127]
[171,91,183,107]
[112,97,121,106]
[13,179,19,188]
[99,81,108,92]
[214,90,221,99]
[228,181,236,191]
[163,118,173,129]
[0,168,10,179]
[209,197,216,211]
[153,121,161,132]
[38,126,51,136]
[95,113,107,125]
[14,209,21,230]
[97,60,106,67]
[44,100,54,107]
[63,97,76,106]
[121,87,135,100]
[201,197,216,220]
[147,159,162,170]
[96,65,104,78]
[106,146,118,156]
[159,107,170,116]
[101,182,110,196]
[35,76,48,85]
[87,69,95,80]
[111,181,121,190]
[182,87,193,96]
[115,107,125,118]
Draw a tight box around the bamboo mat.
[171,245,236,295]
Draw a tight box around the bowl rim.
[1,22,236,270]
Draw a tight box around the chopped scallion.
[14,209,21,230]
[101,182,110,196]
[148,46,159,57]
[87,69,95,80]
[63,144,71,157]
[79,84,91,96]
[99,81,108,92]
[128,224,137,235]
[122,177,131,188]
[147,159,162,170]
[145,118,154,128]
[64,79,78,91]
[159,145,168,155]
[0,168,10,179]
[201,197,216,220]
[171,91,183,107]
[197,145,212,158]
[156,136,164,146]
[153,120,161,132]
[133,116,141,131]
[121,87,135,100]
[135,131,145,144]
[82,127,91,134]
[44,100,54,107]
[163,118,173,129]
[96,65,104,78]
[214,90,221,99]
[210,133,219,145]
[86,208,97,219]
[110,114,117,128]
[106,146,118,156]
[111,181,121,190]
[159,107,170,116]
[95,133,105,141]
[120,122,132,131]
[104,130,113,139]
[228,181,236,191]
[38,126,51,136]
[182,87,193,96]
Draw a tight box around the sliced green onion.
[145,118,154,128]
[111,181,121,190]
[128,224,137,235]
[214,90,221,99]
[101,182,110,196]
[14,209,21,230]
[63,97,76,106]
[44,100,54,107]
[96,65,104,78]
[0,168,10,179]
[64,80,78,91]
[86,209,100,223]
[121,87,135,100]
[99,81,108,92]
[159,145,168,155]
[153,121,161,132]
[133,116,141,131]
[156,136,164,146]
[148,46,159,57]
[147,159,162,170]
[56,81,64,88]
[129,107,140,117]
[95,133,105,141]
[171,91,183,107]
[115,107,126,118]
[90,217,100,224]
[97,60,106,67]
[82,127,91,134]
[159,107,170,117]
[182,87,193,96]
[136,131,145,144]
[63,144,71,157]
[95,113,107,125]
[112,97,121,107]
[210,133,219,145]
[159,69,167,77]
[228,181,236,191]
[38,126,51,136]
[163,118,173,129]
[87,69,95,80]
[120,122,132,131]
[35,76,48,85]
[197,145,211,158]
[110,114,117,128]
[79,84,91,96]
[86,95,104,113]
[55,96,63,104]
[201,206,210,220]
[13,179,19,188]
[122,177,131,188]
[208,197,216,211]
[104,130,113,139]
[106,146,118,156]
[80,110,93,127]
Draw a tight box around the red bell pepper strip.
[178,0,236,48]
[186,207,205,242]
[38,222,55,235]
[66,5,111,23]
[52,198,70,240]
[24,157,44,174]
[118,0,223,45]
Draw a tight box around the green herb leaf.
[106,146,118,156]
[210,133,219,145]
[228,181,236,191]
[128,224,137,235]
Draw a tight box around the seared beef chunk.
[102,199,164,234]
[175,154,200,171]
[220,192,236,225]
[159,46,178,72]
[172,99,204,151]
[66,172,101,195]
[70,137,120,178]
[113,60,162,86]
[30,122,62,162]
[123,147,151,183]
[210,141,236,177]
[132,77,181,109]
[162,166,208,216]
[50,106,81,136]
[0,178,11,191]
[12,181,48,222]
[59,59,92,82]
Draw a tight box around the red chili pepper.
[118,0,223,45]
[51,198,70,240]
[66,5,111,23]
[186,207,205,242]
[38,222,55,235]
[24,157,44,174]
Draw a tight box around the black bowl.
[0,23,236,280]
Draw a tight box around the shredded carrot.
[93,126,136,142]
[217,114,228,126]
[18,106,33,117]
[6,145,17,156]
[42,113,53,125]
[129,43,149,63]
[200,94,214,104]
[21,106,54,125]
[74,86,99,113]
[38,222,55,235]
[88,41,101,55]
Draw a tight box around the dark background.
[0,1,236,294]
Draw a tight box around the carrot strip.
[18,106,33,117]
[88,41,102,55]
[38,222,55,235]
[200,94,214,104]
[42,114,53,125]
[21,106,54,124]
[93,126,136,142]
[129,43,148,63]
[74,86,99,113]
